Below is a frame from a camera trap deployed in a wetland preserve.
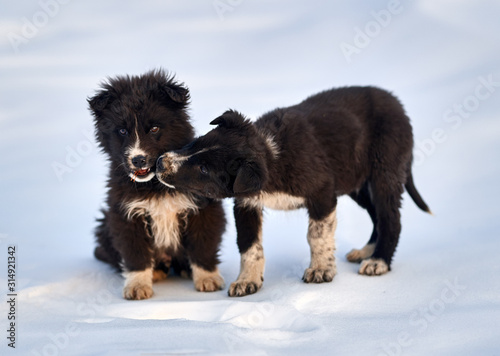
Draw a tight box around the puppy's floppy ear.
[164,85,190,103]
[210,110,249,128]
[151,69,190,104]
[88,90,111,113]
[159,81,190,105]
[88,90,116,136]
[233,161,265,195]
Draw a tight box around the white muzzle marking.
[129,171,155,183]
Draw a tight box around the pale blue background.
[1,1,499,355]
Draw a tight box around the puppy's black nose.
[156,155,164,171]
[132,155,146,168]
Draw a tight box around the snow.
[1,1,500,355]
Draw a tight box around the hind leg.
[152,251,172,282]
[346,184,377,263]
[358,177,403,276]
[346,243,375,263]
[94,211,122,270]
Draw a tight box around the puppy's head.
[88,69,194,183]
[156,110,269,198]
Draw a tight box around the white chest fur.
[239,192,306,211]
[123,194,198,251]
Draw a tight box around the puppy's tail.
[405,171,432,214]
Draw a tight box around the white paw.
[302,267,336,283]
[122,269,154,300]
[228,279,263,297]
[194,274,225,292]
[123,283,154,300]
[359,258,389,276]
[191,265,225,292]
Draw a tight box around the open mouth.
[129,167,155,183]
[134,168,150,178]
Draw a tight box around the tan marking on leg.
[122,268,154,300]
[303,210,337,283]
[239,192,305,211]
[346,243,375,263]
[191,264,225,292]
[152,269,168,282]
[228,228,265,297]
[359,258,389,276]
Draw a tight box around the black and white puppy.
[88,69,226,300]
[156,86,431,297]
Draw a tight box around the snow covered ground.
[1,1,499,355]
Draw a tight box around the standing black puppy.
[88,69,226,300]
[156,86,431,297]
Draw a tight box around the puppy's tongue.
[134,168,150,177]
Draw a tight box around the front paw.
[302,267,336,283]
[359,258,389,276]
[123,283,154,300]
[122,269,154,300]
[191,265,225,292]
[195,274,225,292]
[228,279,262,297]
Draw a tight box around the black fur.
[157,86,430,293]
[88,69,226,299]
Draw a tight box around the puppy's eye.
[199,165,208,175]
[150,126,160,134]
[118,128,128,136]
